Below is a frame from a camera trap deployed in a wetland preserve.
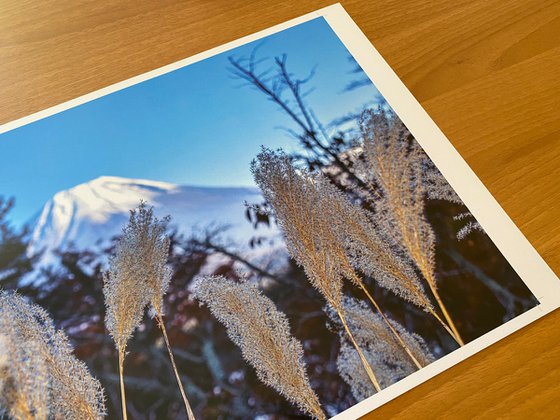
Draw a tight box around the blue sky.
[0,17,381,226]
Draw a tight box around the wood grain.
[0,0,558,418]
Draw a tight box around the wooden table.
[1,1,558,418]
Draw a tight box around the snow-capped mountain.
[27,176,280,281]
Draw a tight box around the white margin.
[1,4,559,418]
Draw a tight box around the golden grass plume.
[0,290,106,420]
[252,148,391,390]
[358,109,464,346]
[104,202,195,419]
[193,275,326,420]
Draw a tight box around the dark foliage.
[0,197,34,286]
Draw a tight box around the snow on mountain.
[27,176,282,282]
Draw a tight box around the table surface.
[1,0,558,418]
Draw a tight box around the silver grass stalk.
[313,175,428,369]
[253,148,425,370]
[333,297,434,400]
[104,202,195,420]
[251,148,347,306]
[0,290,106,420]
[192,275,326,420]
[103,214,150,420]
[314,175,432,311]
[124,202,172,316]
[252,148,381,391]
[358,109,464,346]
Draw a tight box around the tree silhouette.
[0,197,34,286]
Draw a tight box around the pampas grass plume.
[0,290,106,420]
[193,275,325,420]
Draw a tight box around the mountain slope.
[27,176,278,279]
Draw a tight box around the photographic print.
[1,4,558,419]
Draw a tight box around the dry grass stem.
[156,314,196,420]
[315,175,434,368]
[104,202,195,419]
[252,148,381,390]
[103,206,151,419]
